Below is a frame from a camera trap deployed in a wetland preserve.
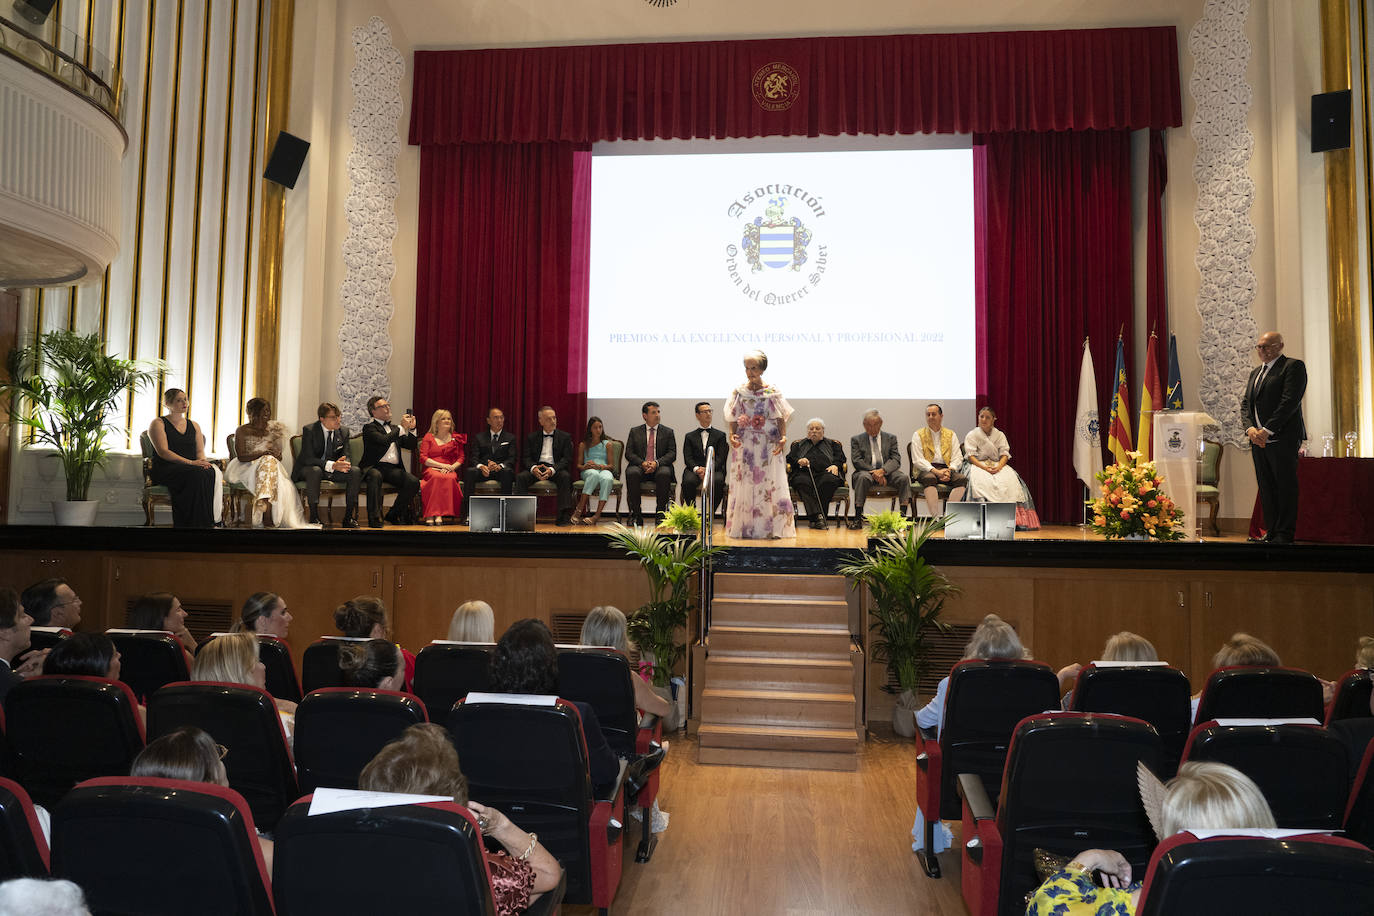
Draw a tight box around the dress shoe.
[341,516,360,529]
[1268,533,1294,545]
[846,517,864,530]
[308,510,322,525]
[810,517,827,530]
[624,743,667,804]
[555,510,572,526]
[628,514,644,527]
[368,516,384,529]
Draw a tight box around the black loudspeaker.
[263,131,310,189]
[14,0,58,26]
[1312,90,1352,153]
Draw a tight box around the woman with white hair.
[725,349,795,539]
[787,418,846,530]
[448,600,495,642]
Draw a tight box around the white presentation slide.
[587,146,976,401]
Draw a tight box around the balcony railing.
[0,11,125,129]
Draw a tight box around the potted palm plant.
[2,330,161,525]
[838,517,959,737]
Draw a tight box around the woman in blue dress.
[572,416,614,525]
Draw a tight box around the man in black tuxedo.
[788,418,846,530]
[624,401,677,526]
[847,409,912,530]
[1240,331,1307,544]
[359,395,420,528]
[681,401,728,514]
[292,401,361,528]
[516,406,574,526]
[462,406,517,518]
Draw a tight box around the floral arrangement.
[1087,452,1186,540]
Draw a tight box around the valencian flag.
[1166,333,1184,409]
[1107,335,1134,465]
[1137,333,1163,459]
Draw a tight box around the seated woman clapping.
[192,631,296,742]
[338,639,406,691]
[359,723,562,915]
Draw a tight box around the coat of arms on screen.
[751,62,800,111]
[740,198,813,273]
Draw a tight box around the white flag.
[1073,340,1104,490]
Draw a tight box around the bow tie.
[544,433,553,437]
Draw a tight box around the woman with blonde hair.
[447,600,494,642]
[419,409,466,526]
[579,606,670,718]
[192,631,297,739]
[1057,631,1160,702]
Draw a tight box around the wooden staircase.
[697,572,862,771]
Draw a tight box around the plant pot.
[891,688,920,738]
[52,499,99,526]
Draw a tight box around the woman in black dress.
[147,388,220,527]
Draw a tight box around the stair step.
[697,745,859,771]
[702,687,854,728]
[711,596,849,628]
[706,655,854,691]
[698,722,860,754]
[713,572,848,601]
[708,625,851,658]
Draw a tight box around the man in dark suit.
[624,401,677,526]
[359,395,420,528]
[681,401,728,515]
[788,418,846,530]
[848,409,912,530]
[462,406,518,519]
[516,406,574,526]
[1240,331,1307,544]
[292,401,361,528]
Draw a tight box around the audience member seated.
[448,600,495,643]
[338,639,407,691]
[463,407,518,514]
[147,387,220,528]
[1359,636,1374,670]
[126,592,197,670]
[681,401,728,515]
[964,406,1041,529]
[847,409,911,529]
[192,631,296,741]
[515,406,574,527]
[578,606,671,720]
[226,397,318,529]
[1058,630,1159,708]
[571,417,614,526]
[0,878,90,916]
[359,395,421,528]
[912,613,1026,854]
[358,722,562,915]
[336,596,415,688]
[787,418,845,530]
[130,725,274,872]
[43,632,121,681]
[22,578,82,630]
[292,400,362,528]
[911,403,968,516]
[623,401,676,526]
[0,586,42,697]
[232,591,293,639]
[419,408,466,526]
[1190,632,1327,720]
[1026,761,1276,915]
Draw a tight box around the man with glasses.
[21,578,82,629]
[1240,331,1307,544]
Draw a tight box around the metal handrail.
[0,13,125,128]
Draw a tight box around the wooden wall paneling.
[389,559,545,652]
[537,561,653,639]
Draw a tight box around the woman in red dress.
[419,409,467,525]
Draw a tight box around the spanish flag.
[1108,336,1134,465]
[1137,333,1163,459]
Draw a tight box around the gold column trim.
[251,0,293,408]
[185,2,214,391]
[1320,0,1362,446]
[237,0,267,422]
[211,0,242,442]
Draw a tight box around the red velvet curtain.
[979,130,1134,523]
[413,142,589,439]
[1145,128,1170,381]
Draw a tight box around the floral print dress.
[1025,864,1138,915]
[725,383,795,539]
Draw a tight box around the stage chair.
[1196,439,1223,537]
[146,681,298,832]
[1135,831,1374,915]
[51,776,274,916]
[1069,662,1191,776]
[139,431,174,526]
[200,632,302,704]
[223,434,257,525]
[573,437,624,518]
[412,641,493,720]
[106,628,190,703]
[301,635,370,693]
[0,777,50,879]
[449,695,627,913]
[557,645,664,863]
[289,433,349,519]
[959,712,1162,916]
[908,441,951,518]
[2,675,146,810]
[293,687,428,793]
[913,657,1061,879]
[1193,665,1326,725]
[1182,720,1348,830]
[1326,667,1374,725]
[273,795,565,916]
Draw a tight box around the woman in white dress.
[226,398,318,529]
[964,406,1040,530]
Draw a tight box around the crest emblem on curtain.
[751,61,800,111]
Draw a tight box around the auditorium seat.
[1182,720,1348,830]
[1069,662,1191,776]
[2,675,146,810]
[301,635,370,693]
[412,641,493,720]
[450,695,627,912]
[1193,665,1325,725]
[146,681,298,831]
[23,626,70,655]
[959,712,1162,916]
[0,777,49,879]
[913,658,1061,879]
[1344,738,1374,850]
[1135,831,1374,915]
[203,632,303,704]
[223,434,256,525]
[1196,439,1223,537]
[1326,667,1374,725]
[51,777,274,915]
[293,687,428,793]
[106,628,190,703]
[573,437,625,517]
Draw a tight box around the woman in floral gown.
[726,350,795,539]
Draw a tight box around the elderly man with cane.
[787,419,846,530]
